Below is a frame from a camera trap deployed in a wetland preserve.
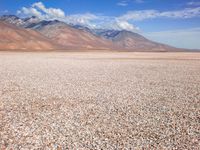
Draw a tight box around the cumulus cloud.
[113,19,139,31]
[17,2,65,20]
[17,2,139,32]
[17,7,43,18]
[32,2,65,18]
[17,2,100,28]
[65,13,99,28]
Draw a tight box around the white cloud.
[17,2,139,32]
[143,28,200,49]
[17,2,65,20]
[17,2,200,33]
[119,7,200,21]
[118,10,158,21]
[160,7,200,18]
[18,7,43,19]
[66,13,99,28]
[17,2,99,27]
[98,19,139,31]
[114,19,139,31]
[32,2,65,18]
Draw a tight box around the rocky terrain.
[0,52,200,149]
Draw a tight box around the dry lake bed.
[0,52,200,149]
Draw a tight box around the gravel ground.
[0,52,200,149]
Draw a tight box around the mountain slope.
[91,29,181,52]
[72,26,182,51]
[28,20,114,50]
[0,15,185,51]
[0,21,60,50]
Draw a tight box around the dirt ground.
[0,52,200,149]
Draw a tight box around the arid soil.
[0,52,200,149]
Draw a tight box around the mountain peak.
[1,15,19,19]
[0,15,21,21]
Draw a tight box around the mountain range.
[0,15,184,51]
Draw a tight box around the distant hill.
[0,15,186,51]
[95,30,181,51]
[73,25,183,52]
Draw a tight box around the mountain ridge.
[0,15,186,51]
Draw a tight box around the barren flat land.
[0,52,200,149]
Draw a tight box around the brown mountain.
[91,29,183,52]
[0,21,60,51]
[29,20,114,50]
[0,15,186,52]
[112,31,182,52]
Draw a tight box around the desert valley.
[0,3,200,149]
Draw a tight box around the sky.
[0,0,200,49]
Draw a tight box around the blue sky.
[0,0,200,49]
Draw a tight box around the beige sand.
[0,52,200,149]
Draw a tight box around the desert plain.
[0,52,200,149]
